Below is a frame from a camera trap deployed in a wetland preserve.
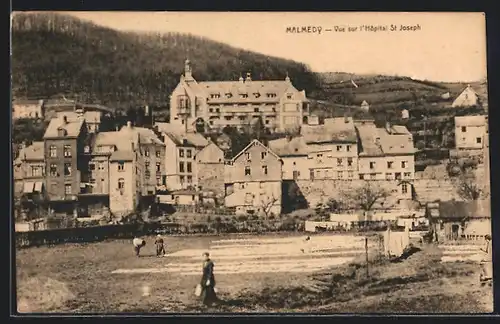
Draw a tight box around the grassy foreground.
[15,233,493,313]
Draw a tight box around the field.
[15,232,493,314]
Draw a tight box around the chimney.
[127,121,132,128]
[246,72,252,82]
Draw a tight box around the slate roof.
[301,117,358,144]
[43,116,84,139]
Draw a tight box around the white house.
[452,85,479,107]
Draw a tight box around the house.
[169,59,310,133]
[12,99,45,119]
[56,109,102,133]
[43,115,90,217]
[301,117,359,180]
[224,140,283,216]
[356,121,416,199]
[454,115,488,150]
[195,142,225,196]
[157,189,201,206]
[360,100,370,112]
[401,109,409,120]
[118,124,165,195]
[426,199,491,241]
[13,141,46,197]
[155,122,209,190]
[268,136,310,180]
[451,85,479,107]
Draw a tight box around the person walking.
[479,234,493,283]
[199,252,218,306]
[133,237,146,257]
[155,234,166,257]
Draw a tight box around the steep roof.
[454,115,487,127]
[119,126,164,146]
[268,136,310,156]
[195,79,307,104]
[301,117,358,143]
[43,116,84,139]
[231,139,281,162]
[14,141,45,164]
[356,123,384,156]
[155,122,208,147]
[357,123,415,156]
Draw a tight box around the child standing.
[155,234,166,257]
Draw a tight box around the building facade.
[454,115,488,150]
[224,140,283,216]
[169,59,310,133]
[451,85,479,107]
[13,142,46,200]
[195,142,226,196]
[12,99,45,119]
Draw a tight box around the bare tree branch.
[342,181,390,212]
[260,194,278,219]
[456,173,486,201]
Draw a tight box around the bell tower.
[184,58,194,81]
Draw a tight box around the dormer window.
[266,93,277,98]
[240,93,248,99]
[254,92,261,98]
[210,93,221,99]
[287,93,292,99]
[225,93,232,98]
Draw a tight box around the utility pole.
[365,237,369,278]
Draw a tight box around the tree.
[342,182,390,212]
[456,173,487,201]
[260,194,278,220]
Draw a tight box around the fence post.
[365,237,369,278]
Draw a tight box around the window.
[64,163,72,176]
[401,183,408,194]
[336,145,342,152]
[401,161,407,168]
[145,148,150,157]
[118,162,124,171]
[156,150,161,158]
[337,158,343,166]
[337,171,343,179]
[359,174,365,180]
[156,176,162,185]
[404,172,412,178]
[63,145,72,157]
[347,158,353,167]
[386,173,392,180]
[180,176,185,184]
[216,108,220,113]
[261,152,267,159]
[245,152,251,160]
[50,164,57,176]
[187,150,192,158]
[145,161,150,169]
[310,170,315,180]
[317,154,323,158]
[98,162,104,170]
[156,162,161,172]
[179,149,184,158]
[241,94,248,99]
[84,145,90,153]
[187,162,192,173]
[31,166,41,177]
[325,170,330,178]
[245,166,251,176]
[49,145,57,157]
[370,162,376,169]
[461,126,466,132]
[65,184,72,194]
[118,178,125,189]
[265,120,270,125]
[240,183,245,189]
[293,170,300,179]
[287,94,292,99]
[348,171,354,178]
[179,162,185,173]
[262,165,268,175]
[89,163,95,171]
[254,108,259,113]
[370,173,376,180]
[387,161,394,169]
[187,176,192,183]
[209,108,213,113]
[347,145,351,152]
[89,178,96,184]
[477,137,482,144]
[145,170,151,179]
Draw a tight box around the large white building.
[169,59,311,133]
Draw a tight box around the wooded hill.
[11,12,321,110]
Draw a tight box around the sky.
[59,11,487,82]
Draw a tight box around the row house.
[224,140,283,216]
[43,115,90,217]
[268,117,359,181]
[155,122,209,191]
[356,121,416,199]
[169,59,310,134]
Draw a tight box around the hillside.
[11,12,321,110]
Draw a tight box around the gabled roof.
[14,141,45,164]
[268,136,310,156]
[301,117,358,143]
[43,116,84,139]
[119,126,164,146]
[357,123,415,156]
[155,122,208,147]
[231,139,281,162]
